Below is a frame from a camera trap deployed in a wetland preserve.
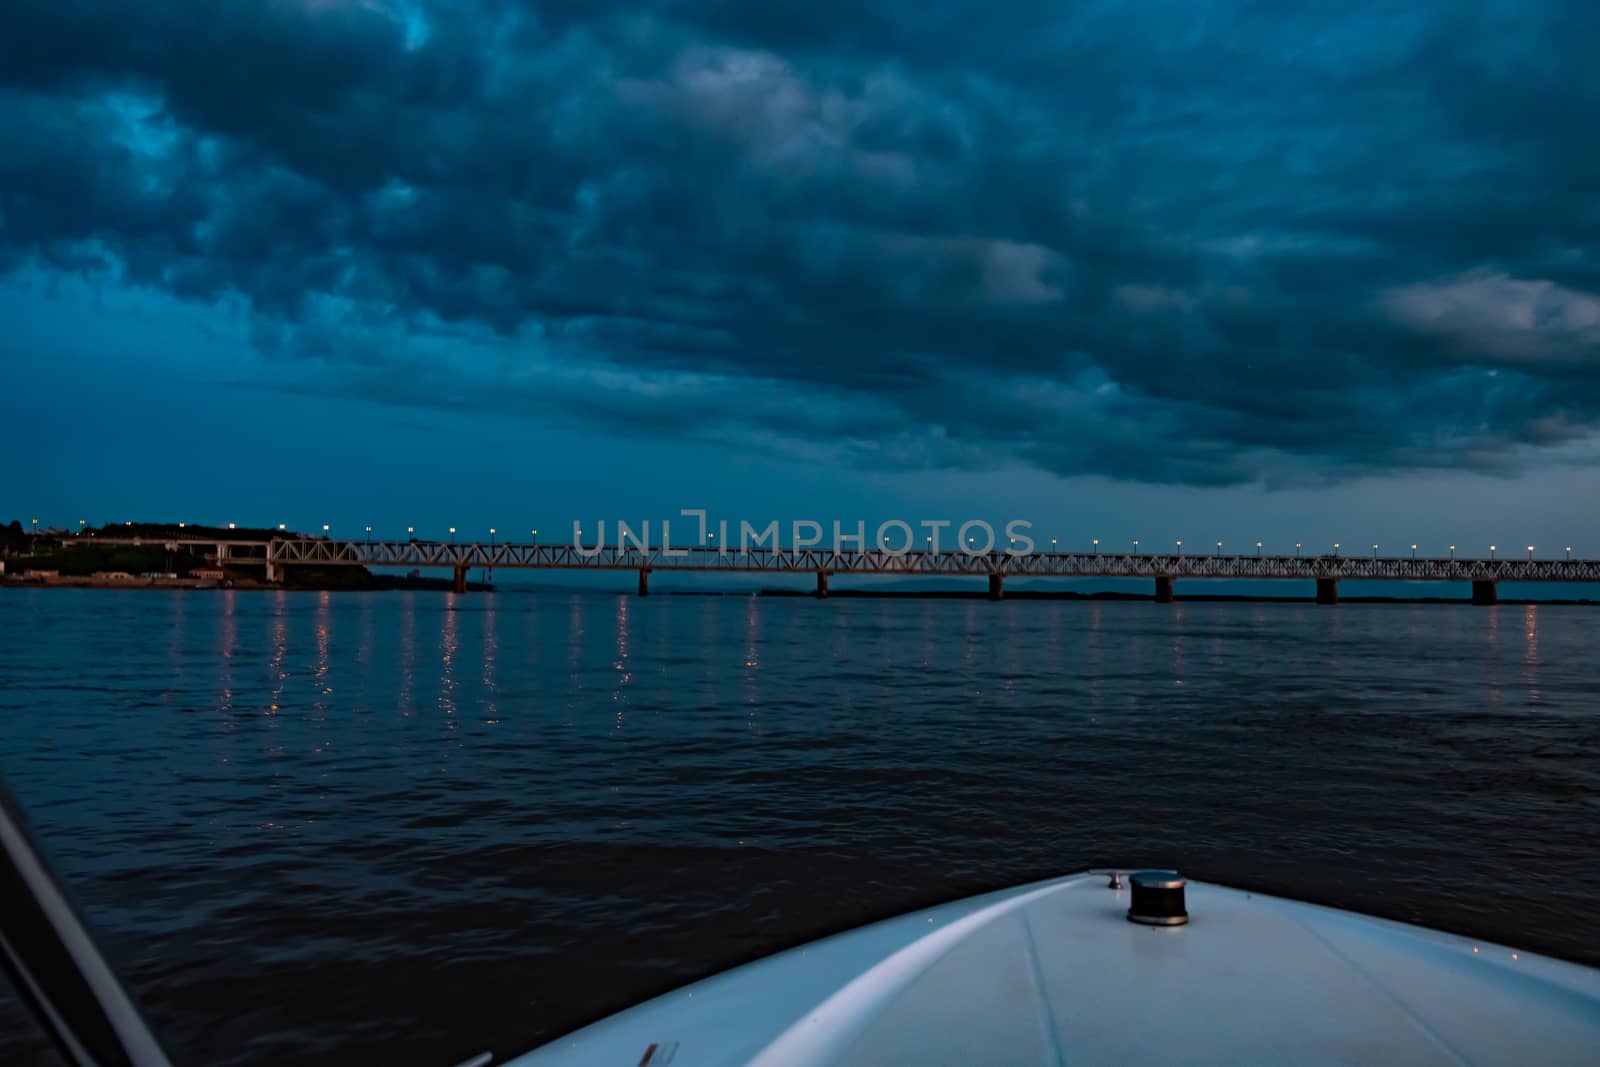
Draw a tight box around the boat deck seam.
[1279,902,1477,1067]
[1019,906,1067,1067]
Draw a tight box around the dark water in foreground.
[1,589,1596,1065]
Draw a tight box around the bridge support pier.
[1472,580,1498,606]
[1154,576,1174,603]
[988,574,1004,600]
[1316,578,1339,605]
[638,569,649,597]
[816,572,829,598]
[265,562,282,583]
[452,565,468,595]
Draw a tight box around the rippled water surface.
[1,588,1597,1065]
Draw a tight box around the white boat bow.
[509,871,1600,1066]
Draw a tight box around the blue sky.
[3,2,1597,555]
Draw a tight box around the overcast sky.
[3,1,1597,553]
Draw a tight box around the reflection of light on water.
[267,590,287,719]
[170,580,187,671]
[218,589,237,718]
[313,590,332,718]
[743,595,760,670]
[439,603,459,721]
[482,593,499,721]
[1484,602,1502,706]
[918,600,937,673]
[398,592,416,715]
[358,590,375,714]
[614,596,632,729]
[743,595,761,725]
[1086,602,1103,710]
[567,595,585,672]
[564,594,586,730]
[1168,604,1185,687]
[961,602,981,673]
[1523,604,1540,706]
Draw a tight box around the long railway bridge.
[82,538,1600,603]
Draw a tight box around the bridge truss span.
[263,540,1600,583]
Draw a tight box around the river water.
[1,588,1596,1065]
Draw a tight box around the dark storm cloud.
[2,0,1598,484]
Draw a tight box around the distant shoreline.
[0,575,494,593]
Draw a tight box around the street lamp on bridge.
[1489,545,1497,560]
[1256,540,1262,558]
[531,528,539,544]
[1092,538,1099,554]
[1567,546,1573,560]
[1449,545,1456,559]
[365,525,372,544]
[1527,545,1534,560]
[78,520,85,535]
[278,524,286,531]
[1332,543,1340,557]
[1295,543,1301,557]
[1411,544,1417,559]
[449,527,457,545]
[322,524,330,538]
[1372,544,1378,559]
[1216,540,1223,556]
[1176,540,1183,556]
[1132,539,1140,554]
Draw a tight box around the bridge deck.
[247,541,1593,581]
